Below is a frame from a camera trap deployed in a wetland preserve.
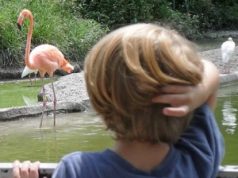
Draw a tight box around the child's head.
[84,23,203,144]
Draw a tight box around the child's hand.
[152,84,207,117]
[152,60,219,117]
[12,160,40,178]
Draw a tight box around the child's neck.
[112,140,170,173]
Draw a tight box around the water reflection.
[0,111,114,162]
[22,95,37,106]
[222,100,237,134]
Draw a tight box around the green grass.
[0,79,51,108]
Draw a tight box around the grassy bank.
[0,0,108,68]
[0,79,52,108]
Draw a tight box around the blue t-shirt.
[52,104,224,178]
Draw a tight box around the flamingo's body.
[17,9,74,127]
[221,37,236,73]
[26,44,73,77]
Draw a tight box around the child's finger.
[29,161,40,178]
[20,161,31,178]
[159,85,193,94]
[152,94,188,106]
[12,160,21,178]
[163,105,190,117]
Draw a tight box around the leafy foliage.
[1,0,238,69]
[0,0,108,68]
[76,0,238,37]
[77,0,160,28]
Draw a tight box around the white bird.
[221,37,236,74]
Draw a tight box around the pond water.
[215,83,238,164]
[0,83,238,165]
[1,39,238,165]
[0,111,113,162]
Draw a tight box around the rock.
[220,72,238,85]
[0,72,90,121]
[0,101,88,121]
[42,72,89,103]
[203,30,238,39]
[201,47,238,74]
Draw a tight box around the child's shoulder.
[195,103,211,113]
[193,104,215,123]
[61,150,106,163]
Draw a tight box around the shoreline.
[1,45,238,121]
[1,71,238,121]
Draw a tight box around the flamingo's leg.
[51,80,57,127]
[29,74,33,86]
[40,78,46,128]
[224,64,230,74]
[34,72,37,84]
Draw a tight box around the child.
[12,23,223,178]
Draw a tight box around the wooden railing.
[0,163,238,178]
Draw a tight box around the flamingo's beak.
[61,63,74,74]
[67,65,74,73]
[17,23,22,30]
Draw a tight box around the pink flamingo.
[17,9,74,127]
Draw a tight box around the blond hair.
[84,23,203,144]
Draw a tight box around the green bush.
[150,2,200,38]
[221,3,238,29]
[164,10,201,39]
[0,0,108,68]
[77,0,160,28]
[76,0,200,38]
[174,1,238,31]
[0,1,23,67]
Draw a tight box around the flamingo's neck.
[24,14,35,69]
